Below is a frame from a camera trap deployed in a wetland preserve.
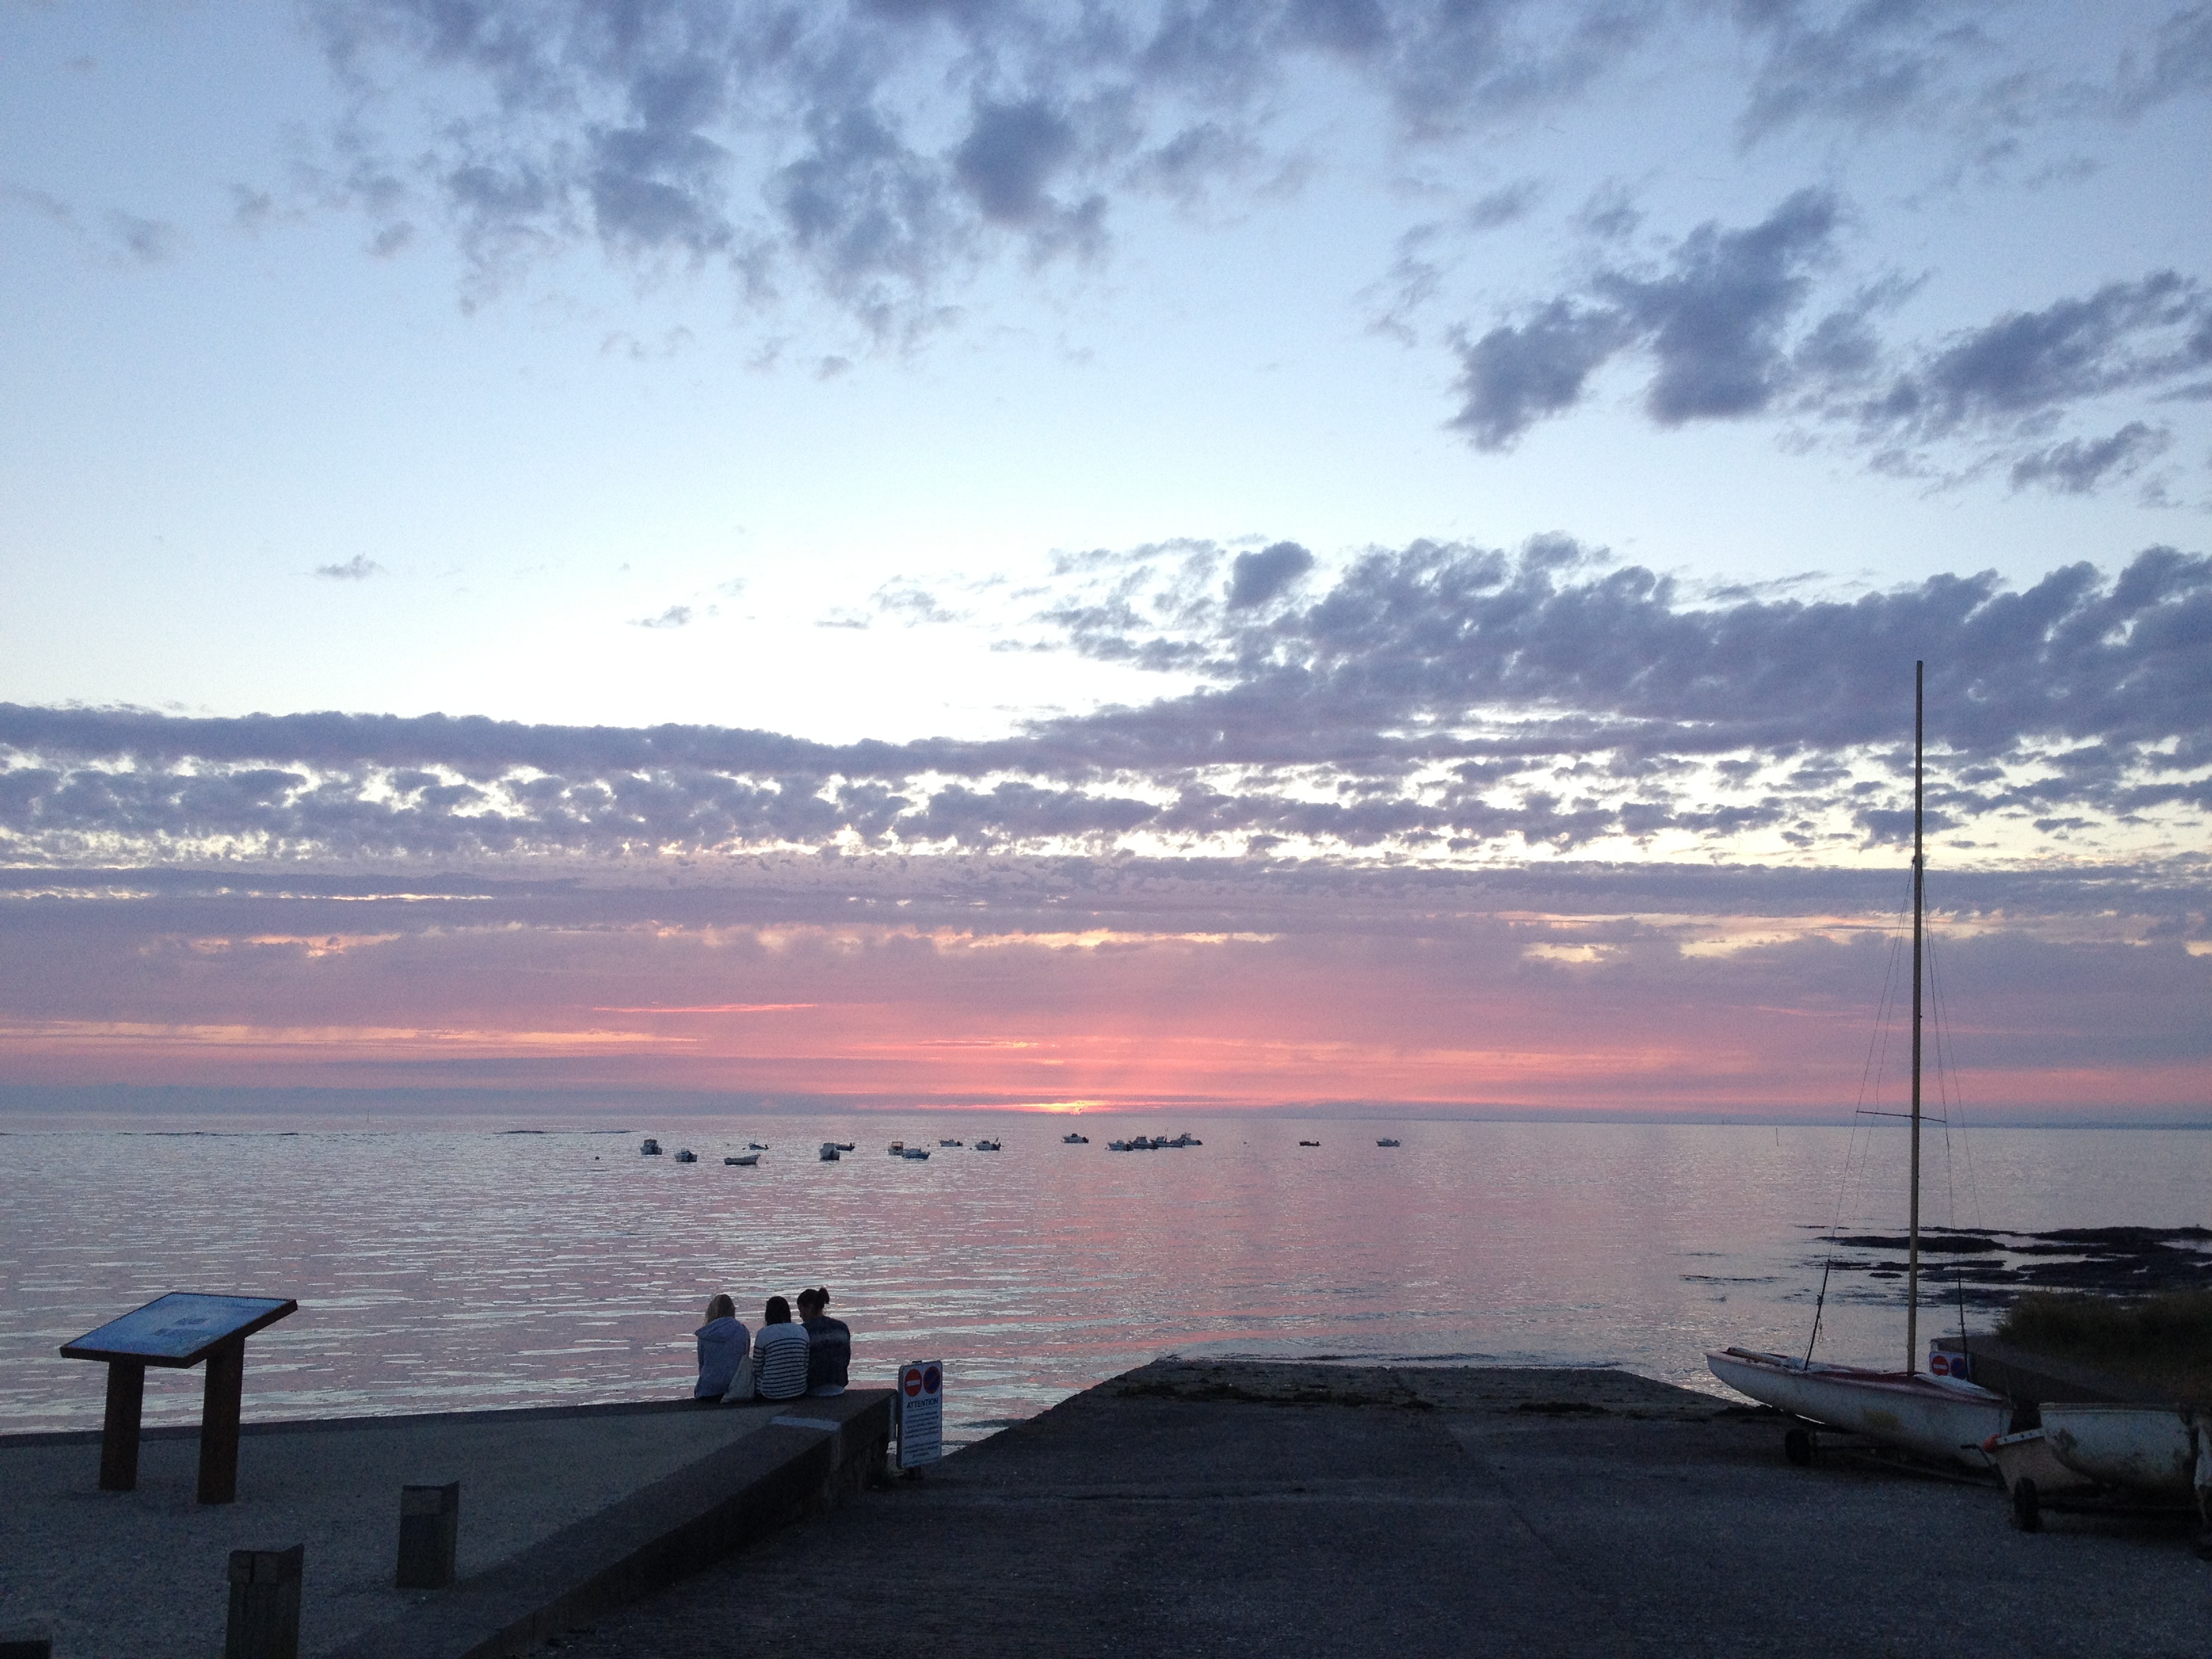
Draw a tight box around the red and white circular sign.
[903,1365,925,1397]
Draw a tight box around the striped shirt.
[753,1320,812,1401]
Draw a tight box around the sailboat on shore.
[1706,663,2013,1471]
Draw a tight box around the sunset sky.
[2,1,2207,1120]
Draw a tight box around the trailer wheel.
[1783,1427,1812,1467]
[2011,1477,2041,1533]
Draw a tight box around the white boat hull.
[2042,1404,2201,1497]
[1707,1348,2009,1469]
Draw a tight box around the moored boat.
[640,1138,663,1156]
[1376,1138,1402,1147]
[1063,1132,1089,1143]
[724,1153,759,1167]
[819,1143,842,1162]
[974,1137,1002,1151]
[673,1148,698,1163]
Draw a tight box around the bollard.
[0,1630,54,1659]
[225,1545,303,1659]
[395,1481,461,1589]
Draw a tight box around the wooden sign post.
[60,1292,298,1504]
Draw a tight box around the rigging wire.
[1926,928,1981,1349]
[1805,867,1914,1366]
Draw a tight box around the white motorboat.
[639,1138,663,1156]
[1063,1132,1088,1143]
[1708,665,2013,1471]
[974,1138,1002,1151]
[940,1139,964,1147]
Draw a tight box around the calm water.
[3,1116,2208,1439]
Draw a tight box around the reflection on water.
[2,1118,2207,1437]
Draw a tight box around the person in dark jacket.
[797,1286,851,1396]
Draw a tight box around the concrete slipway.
[546,1361,2209,1659]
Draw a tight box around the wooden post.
[395,1481,461,1589]
[98,1360,146,1492]
[198,1338,246,1505]
[224,1546,302,1659]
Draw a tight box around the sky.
[1,0,2207,1120]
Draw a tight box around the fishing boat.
[974,1137,1002,1151]
[672,1148,698,1164]
[1062,1132,1089,1144]
[724,1153,759,1167]
[747,1141,769,1151]
[835,1142,856,1151]
[819,1143,842,1162]
[1376,1138,1402,1148]
[1707,664,2012,1472]
[887,1141,905,1155]
[639,1138,663,1156]
[901,1147,931,1160]
[940,1139,964,1147]
[1298,1139,1319,1148]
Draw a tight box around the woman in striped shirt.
[752,1296,812,1401]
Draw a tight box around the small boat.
[887,1141,905,1154]
[724,1153,759,1167]
[1708,665,2014,1473]
[2043,1404,2200,1496]
[974,1138,1002,1151]
[1376,1138,1402,1147]
[673,1148,698,1163]
[818,1143,841,1162]
[1164,1133,1200,1147]
[836,1141,856,1151]
[640,1138,663,1156]
[1298,1139,1319,1147]
[901,1147,931,1160]
[1706,1348,2007,1470]
[1063,1132,1088,1144]
[940,1139,964,1147]
[1107,1139,1131,1151]
[747,1141,769,1151]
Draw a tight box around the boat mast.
[1906,659,1924,1374]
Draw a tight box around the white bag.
[721,1346,758,1404]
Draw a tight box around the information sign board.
[895,1358,943,1469]
[61,1292,297,1368]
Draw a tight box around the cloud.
[314,555,386,580]
[4,543,2206,865]
[1226,541,1315,608]
[634,605,693,628]
[2,186,182,266]
[291,0,1975,336]
[2007,422,2171,495]
[1450,192,2212,489]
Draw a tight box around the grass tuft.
[1996,1289,2212,1403]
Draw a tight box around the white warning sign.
[896,1359,944,1469]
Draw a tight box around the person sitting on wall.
[693,1294,750,1404]
[752,1295,812,1401]
[797,1286,851,1397]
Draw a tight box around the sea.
[4,1115,2208,1442]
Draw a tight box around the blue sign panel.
[62,1292,296,1367]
